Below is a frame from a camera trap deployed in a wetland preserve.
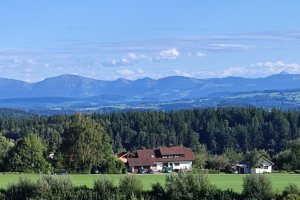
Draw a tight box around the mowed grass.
[1,173,300,193]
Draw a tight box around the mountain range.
[1,71,300,101]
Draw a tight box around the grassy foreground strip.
[1,174,300,193]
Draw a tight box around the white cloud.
[174,69,191,77]
[196,52,206,57]
[209,44,255,50]
[175,61,300,79]
[127,53,139,60]
[137,68,144,74]
[14,58,21,63]
[26,59,35,64]
[23,79,31,83]
[103,49,181,67]
[139,55,153,61]
[44,64,50,67]
[103,58,133,67]
[250,61,300,74]
[157,48,180,60]
[24,68,34,73]
[116,69,135,76]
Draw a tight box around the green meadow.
[1,174,300,193]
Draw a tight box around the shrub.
[36,173,74,199]
[119,175,143,199]
[121,166,127,174]
[148,182,166,200]
[283,194,300,200]
[93,176,117,200]
[165,169,217,200]
[6,176,37,200]
[242,173,273,200]
[0,189,5,200]
[212,189,241,200]
[294,170,300,174]
[70,185,94,200]
[282,183,300,198]
[283,163,293,172]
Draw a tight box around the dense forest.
[1,107,299,154]
[1,107,300,172]
[0,108,37,119]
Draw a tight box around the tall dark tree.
[61,113,114,172]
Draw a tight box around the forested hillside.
[0,107,298,156]
[0,108,37,119]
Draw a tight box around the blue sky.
[0,0,300,82]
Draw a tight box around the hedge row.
[0,171,300,200]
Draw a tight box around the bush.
[294,170,300,174]
[6,176,37,200]
[36,173,74,199]
[121,166,127,174]
[283,163,293,172]
[212,189,241,200]
[70,185,94,200]
[281,170,288,174]
[283,194,300,200]
[0,189,5,200]
[282,183,300,198]
[242,173,273,200]
[148,182,166,200]
[119,175,143,199]
[93,176,117,200]
[165,170,217,200]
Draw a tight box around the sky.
[0,0,300,83]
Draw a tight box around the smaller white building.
[228,157,274,174]
[252,157,274,174]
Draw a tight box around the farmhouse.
[127,146,195,172]
[228,157,274,174]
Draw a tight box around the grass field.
[1,173,300,193]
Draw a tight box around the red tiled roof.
[117,152,135,158]
[127,147,195,167]
[159,146,185,155]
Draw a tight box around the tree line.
[0,113,125,173]
[1,107,300,171]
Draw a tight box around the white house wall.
[154,161,192,171]
[252,160,273,173]
[155,162,163,171]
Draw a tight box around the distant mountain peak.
[279,71,289,75]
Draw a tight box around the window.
[151,154,155,158]
[174,155,179,158]
[264,166,268,169]
[162,155,167,158]
[174,163,180,166]
[168,155,173,158]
